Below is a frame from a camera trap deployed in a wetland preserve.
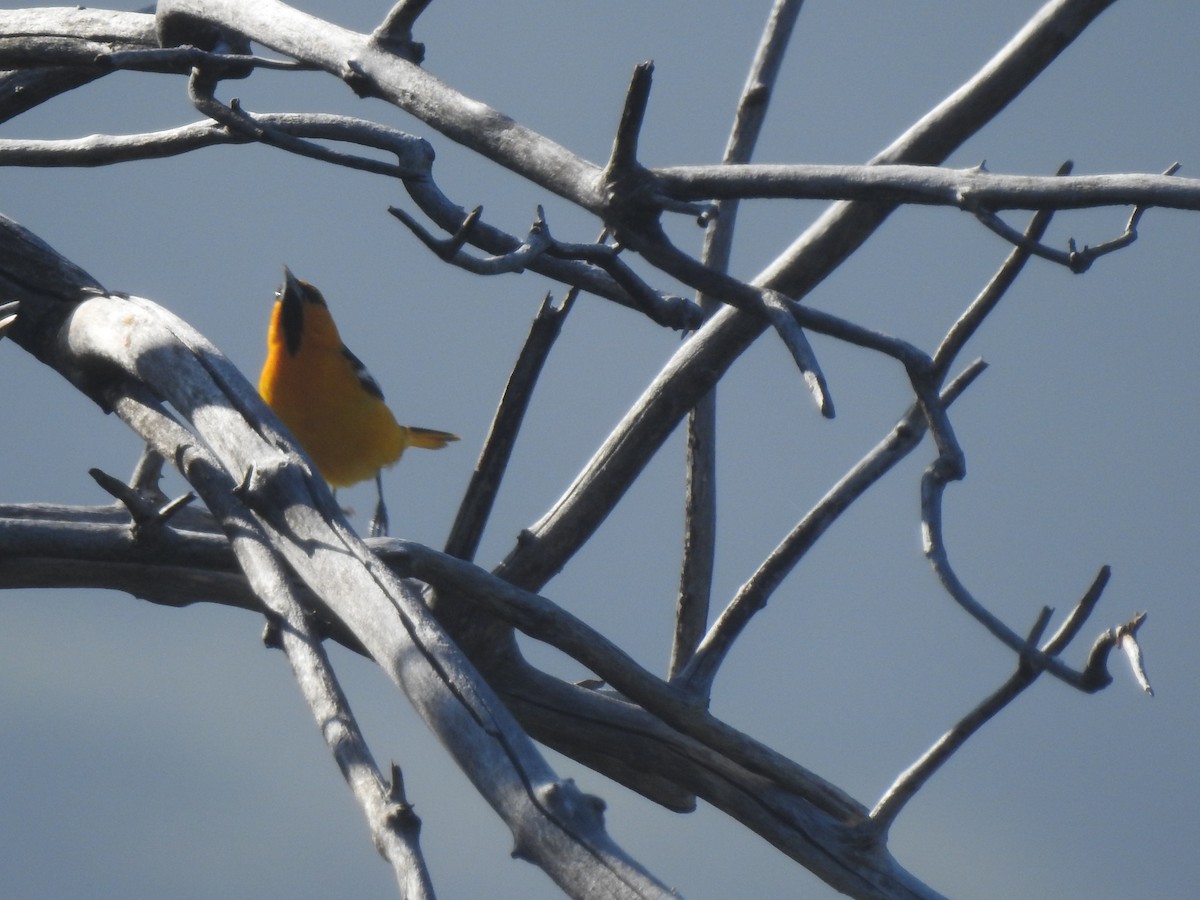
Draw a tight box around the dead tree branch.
[0,214,670,900]
[492,0,1121,599]
[0,0,1168,896]
[869,566,1114,835]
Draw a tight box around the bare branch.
[760,289,834,414]
[920,464,1126,692]
[0,496,973,897]
[1117,613,1153,696]
[0,215,670,898]
[0,8,156,121]
[869,568,1112,834]
[187,70,420,178]
[601,60,834,406]
[654,160,1194,210]
[672,398,716,678]
[676,360,987,698]
[605,62,652,188]
[933,163,1071,378]
[110,384,437,896]
[390,203,702,329]
[388,204,484,262]
[0,68,107,124]
[0,111,699,329]
[0,112,433,175]
[88,465,196,540]
[155,0,609,211]
[443,288,575,563]
[493,0,1119,599]
[0,37,307,77]
[388,204,552,274]
[973,162,1183,272]
[0,1,1163,895]
[670,5,813,673]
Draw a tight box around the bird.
[257,267,458,537]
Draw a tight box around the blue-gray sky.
[1,2,1197,897]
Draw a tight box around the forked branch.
[870,566,1112,834]
[0,214,669,899]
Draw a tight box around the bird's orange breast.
[259,300,407,487]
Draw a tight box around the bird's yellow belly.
[261,351,404,487]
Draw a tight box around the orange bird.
[258,267,458,536]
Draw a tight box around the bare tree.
[0,1,1180,897]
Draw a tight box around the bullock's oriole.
[258,267,458,536]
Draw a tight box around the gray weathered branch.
[0,214,669,900]
[491,0,1120,598]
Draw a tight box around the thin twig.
[444,288,575,562]
[601,62,713,226]
[908,371,965,481]
[921,466,1122,691]
[103,46,312,75]
[761,289,833,415]
[0,113,433,175]
[388,204,482,261]
[605,62,653,182]
[675,360,987,697]
[691,0,822,399]
[869,566,1111,834]
[973,162,1182,272]
[390,203,701,329]
[672,396,716,678]
[129,444,168,499]
[933,162,1072,379]
[188,71,423,178]
[634,227,928,372]
[1116,612,1153,696]
[604,57,835,410]
[0,111,696,327]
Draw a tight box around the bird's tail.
[403,426,460,450]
